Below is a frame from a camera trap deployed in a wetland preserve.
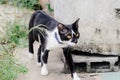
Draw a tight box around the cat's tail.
[33,4,43,11]
[28,24,47,39]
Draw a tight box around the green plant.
[0,0,7,4]
[10,0,39,9]
[0,0,39,9]
[46,3,54,12]
[11,0,39,9]
[0,22,28,80]
[0,45,28,80]
[6,22,28,47]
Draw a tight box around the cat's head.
[57,18,80,46]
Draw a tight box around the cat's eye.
[76,33,79,37]
[67,35,72,39]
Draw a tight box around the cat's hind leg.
[40,46,49,75]
[28,33,35,59]
[37,45,42,66]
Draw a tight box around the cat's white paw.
[37,62,41,66]
[41,64,48,76]
[29,53,34,59]
[73,73,81,80]
[73,77,81,80]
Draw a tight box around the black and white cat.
[28,10,80,80]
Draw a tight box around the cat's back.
[29,10,57,30]
[34,10,51,20]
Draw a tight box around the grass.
[6,22,28,47]
[0,0,39,9]
[0,44,28,80]
[0,22,28,48]
[0,22,28,80]
[0,0,7,4]
[0,0,54,11]
[0,1,32,80]
[0,45,28,80]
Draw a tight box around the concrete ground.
[14,42,120,80]
[100,71,120,80]
[14,42,102,80]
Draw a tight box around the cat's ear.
[73,18,80,27]
[57,23,64,30]
[57,23,68,34]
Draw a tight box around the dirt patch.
[14,42,102,80]
[0,4,32,37]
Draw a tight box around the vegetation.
[0,0,7,4]
[0,0,38,80]
[0,22,28,48]
[46,3,54,12]
[6,22,28,47]
[0,0,48,80]
[0,45,28,80]
[0,0,39,9]
[0,22,28,80]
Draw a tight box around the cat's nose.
[75,40,78,44]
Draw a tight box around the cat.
[28,10,80,80]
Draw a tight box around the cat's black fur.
[29,11,57,31]
[28,10,80,80]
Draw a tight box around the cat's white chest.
[45,29,66,50]
[46,36,60,49]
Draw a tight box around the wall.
[51,0,120,55]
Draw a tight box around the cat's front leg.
[41,63,48,75]
[63,47,81,80]
[73,73,81,80]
